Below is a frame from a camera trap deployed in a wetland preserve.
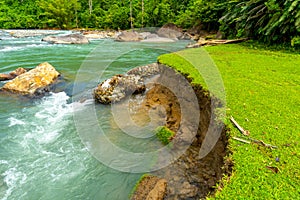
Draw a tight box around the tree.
[220,0,300,45]
[39,0,81,29]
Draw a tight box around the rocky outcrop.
[0,68,27,81]
[1,62,60,95]
[131,175,167,200]
[42,34,89,44]
[115,31,142,42]
[94,63,160,104]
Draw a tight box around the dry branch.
[230,116,250,136]
[232,137,251,144]
[230,116,278,149]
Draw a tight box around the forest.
[0,0,299,46]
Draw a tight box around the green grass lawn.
[158,44,300,199]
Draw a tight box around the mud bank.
[131,65,232,200]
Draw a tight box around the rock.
[42,34,89,44]
[178,182,198,198]
[216,30,224,39]
[146,179,167,200]
[0,74,13,81]
[131,175,167,200]
[115,31,142,42]
[0,68,27,81]
[82,30,117,39]
[157,23,183,39]
[94,64,161,104]
[9,67,27,77]
[145,34,159,39]
[94,74,145,104]
[2,62,60,95]
[139,32,152,39]
[180,32,193,40]
[141,37,175,43]
[6,30,60,38]
[84,33,106,39]
[127,63,160,77]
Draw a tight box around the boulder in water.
[94,63,161,104]
[42,34,89,44]
[94,74,145,104]
[2,62,60,95]
[115,31,142,42]
[157,23,183,40]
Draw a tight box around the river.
[0,30,190,200]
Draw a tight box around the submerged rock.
[2,62,60,95]
[42,34,89,44]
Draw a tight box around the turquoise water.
[0,30,189,200]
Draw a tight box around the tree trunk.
[142,0,144,28]
[88,0,92,15]
[130,0,133,30]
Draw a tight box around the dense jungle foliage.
[0,0,299,46]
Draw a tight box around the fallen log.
[187,38,248,48]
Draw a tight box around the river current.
[0,30,189,200]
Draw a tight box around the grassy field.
[158,44,300,199]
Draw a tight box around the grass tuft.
[155,126,175,145]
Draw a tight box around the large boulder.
[94,74,145,104]
[94,64,160,104]
[115,31,142,42]
[0,67,27,81]
[42,34,89,44]
[157,23,183,40]
[2,62,60,95]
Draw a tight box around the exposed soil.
[139,84,181,133]
[131,65,232,200]
[131,176,167,200]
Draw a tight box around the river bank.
[159,45,300,199]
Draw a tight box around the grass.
[158,44,300,199]
[155,126,175,145]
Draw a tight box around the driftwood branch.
[248,138,278,149]
[230,116,278,149]
[230,116,250,136]
[232,137,251,144]
[187,38,248,48]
